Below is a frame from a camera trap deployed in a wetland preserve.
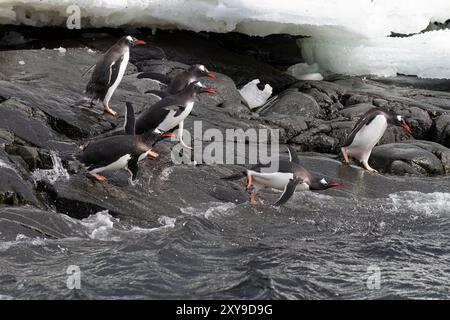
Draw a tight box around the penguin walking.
[85,35,146,116]
[221,146,340,206]
[76,102,161,183]
[137,64,216,99]
[135,81,216,149]
[341,108,412,172]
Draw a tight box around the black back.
[85,39,128,100]
[76,135,139,171]
[342,108,388,147]
[135,83,198,135]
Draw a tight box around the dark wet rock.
[339,103,375,118]
[1,36,450,233]
[262,90,321,118]
[0,150,39,206]
[433,114,450,147]
[0,206,86,241]
[4,144,52,171]
[402,107,433,140]
[148,30,297,93]
[343,94,372,106]
[207,32,304,69]
[371,140,450,175]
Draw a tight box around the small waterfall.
[32,151,69,184]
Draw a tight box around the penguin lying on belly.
[222,146,340,206]
[76,102,162,183]
[341,108,412,172]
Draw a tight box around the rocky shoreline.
[1,28,450,236]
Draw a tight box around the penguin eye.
[320,178,327,185]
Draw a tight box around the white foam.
[389,191,450,216]
[181,202,237,219]
[31,151,69,185]
[79,210,176,241]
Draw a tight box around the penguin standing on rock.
[85,35,146,116]
[137,64,217,99]
[76,102,161,183]
[135,81,216,149]
[341,108,412,172]
[221,146,340,206]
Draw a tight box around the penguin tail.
[220,171,246,181]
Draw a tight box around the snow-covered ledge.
[1,0,450,78]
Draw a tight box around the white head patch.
[195,81,203,88]
[126,35,133,41]
[320,178,327,185]
[397,115,403,122]
[199,65,206,72]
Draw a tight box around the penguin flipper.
[124,102,136,135]
[274,178,301,206]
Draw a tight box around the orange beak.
[203,88,217,94]
[207,73,217,79]
[161,132,175,138]
[327,182,341,188]
[133,39,146,45]
[148,150,159,158]
[402,123,412,134]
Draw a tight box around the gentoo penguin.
[76,102,161,183]
[135,81,216,149]
[137,64,217,99]
[341,108,412,172]
[222,146,340,206]
[85,35,146,116]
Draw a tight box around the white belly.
[249,171,293,191]
[157,101,194,132]
[104,50,129,103]
[90,154,131,174]
[348,115,387,162]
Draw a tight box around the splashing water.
[31,151,69,184]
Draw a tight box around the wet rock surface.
[0,29,450,227]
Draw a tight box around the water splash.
[181,202,237,219]
[31,151,69,184]
[80,210,176,241]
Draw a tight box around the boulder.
[371,140,450,175]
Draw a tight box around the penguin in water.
[135,81,216,149]
[221,146,340,206]
[76,102,161,183]
[85,35,146,116]
[137,64,217,99]
[341,108,412,172]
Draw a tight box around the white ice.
[1,0,450,78]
